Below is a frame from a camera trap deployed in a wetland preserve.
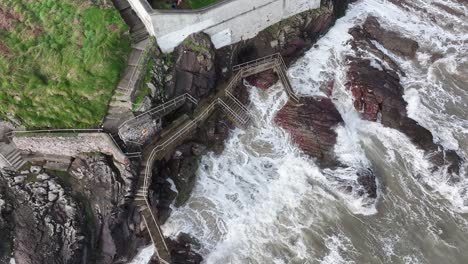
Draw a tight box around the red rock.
[275,96,343,166]
[245,70,278,90]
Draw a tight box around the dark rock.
[275,97,343,167]
[170,33,217,100]
[357,168,377,198]
[167,234,203,264]
[362,16,419,58]
[67,154,145,263]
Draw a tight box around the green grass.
[0,1,130,129]
[150,0,219,9]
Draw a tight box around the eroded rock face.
[0,177,14,263]
[346,16,462,175]
[69,154,145,263]
[170,33,217,100]
[275,97,343,167]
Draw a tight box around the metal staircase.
[0,143,26,171]
[118,93,198,145]
[131,53,300,264]
[233,53,301,103]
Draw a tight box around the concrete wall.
[128,0,321,52]
[13,133,128,164]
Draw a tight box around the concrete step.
[109,100,132,109]
[112,95,131,102]
[131,28,149,43]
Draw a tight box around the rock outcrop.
[275,97,343,167]
[68,154,145,263]
[0,153,144,264]
[346,16,462,175]
[361,16,419,58]
[169,33,217,100]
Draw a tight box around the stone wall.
[128,0,321,52]
[13,133,128,164]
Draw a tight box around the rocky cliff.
[0,153,146,264]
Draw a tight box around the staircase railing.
[118,93,198,144]
[232,53,300,103]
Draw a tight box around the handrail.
[232,53,279,71]
[118,93,199,144]
[8,129,103,138]
[217,99,247,125]
[232,53,300,103]
[0,152,13,168]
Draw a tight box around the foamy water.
[130,0,468,263]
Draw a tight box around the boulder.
[275,97,343,167]
[118,115,162,146]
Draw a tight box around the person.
[171,0,177,8]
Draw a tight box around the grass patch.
[132,55,155,110]
[0,0,131,129]
[183,39,209,55]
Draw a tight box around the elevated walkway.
[133,53,298,263]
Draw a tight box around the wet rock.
[357,168,377,199]
[166,234,203,264]
[245,69,278,90]
[191,143,207,157]
[346,20,463,175]
[275,97,343,167]
[362,16,419,58]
